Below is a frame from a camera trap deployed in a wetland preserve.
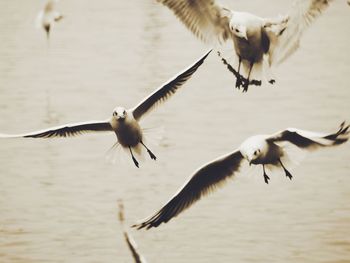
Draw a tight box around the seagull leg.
[263,165,270,184]
[243,62,254,92]
[278,159,293,180]
[140,141,157,161]
[129,147,139,168]
[235,57,242,89]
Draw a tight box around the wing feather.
[0,120,113,139]
[157,0,231,44]
[132,50,211,121]
[268,122,349,150]
[268,0,334,65]
[133,150,244,229]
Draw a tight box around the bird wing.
[133,150,244,229]
[267,122,349,150]
[54,12,63,22]
[266,0,334,65]
[156,0,232,44]
[0,120,113,139]
[131,50,211,121]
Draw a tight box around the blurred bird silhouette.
[157,0,334,91]
[0,50,211,167]
[118,200,147,263]
[36,0,63,42]
[134,122,349,229]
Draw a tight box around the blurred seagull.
[134,122,349,229]
[157,0,334,91]
[118,200,147,263]
[36,0,63,41]
[0,50,212,168]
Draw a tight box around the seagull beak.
[243,32,248,41]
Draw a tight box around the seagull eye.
[235,28,240,33]
[254,150,258,155]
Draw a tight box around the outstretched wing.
[267,0,334,65]
[133,150,244,230]
[157,0,231,44]
[0,120,113,138]
[132,50,211,121]
[267,122,349,150]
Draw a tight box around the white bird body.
[134,122,349,229]
[157,0,333,91]
[0,50,212,167]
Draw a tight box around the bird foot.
[132,157,139,168]
[235,77,242,89]
[242,81,249,92]
[264,173,270,184]
[147,150,157,161]
[285,170,293,180]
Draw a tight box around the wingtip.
[205,48,213,56]
[131,222,147,230]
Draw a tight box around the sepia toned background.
[0,0,349,262]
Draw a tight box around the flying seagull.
[157,0,334,91]
[36,0,63,41]
[118,200,148,263]
[0,50,212,168]
[134,122,349,229]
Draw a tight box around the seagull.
[133,122,349,229]
[36,0,63,41]
[118,200,148,263]
[157,0,334,91]
[0,50,212,168]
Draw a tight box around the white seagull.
[157,0,334,91]
[36,0,63,40]
[134,122,349,229]
[0,50,212,168]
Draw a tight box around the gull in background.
[134,122,349,229]
[36,0,63,41]
[157,0,334,91]
[0,50,212,168]
[118,200,147,263]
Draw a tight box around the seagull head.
[113,107,127,121]
[229,20,248,40]
[246,148,262,165]
[240,135,268,165]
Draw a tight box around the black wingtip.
[131,223,148,230]
[323,121,350,144]
[198,49,212,62]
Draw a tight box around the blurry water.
[0,1,349,262]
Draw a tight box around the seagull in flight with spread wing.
[0,50,211,168]
[134,122,349,229]
[36,0,63,41]
[157,0,334,91]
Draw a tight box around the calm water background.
[0,0,349,262]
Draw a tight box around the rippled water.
[0,1,349,262]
